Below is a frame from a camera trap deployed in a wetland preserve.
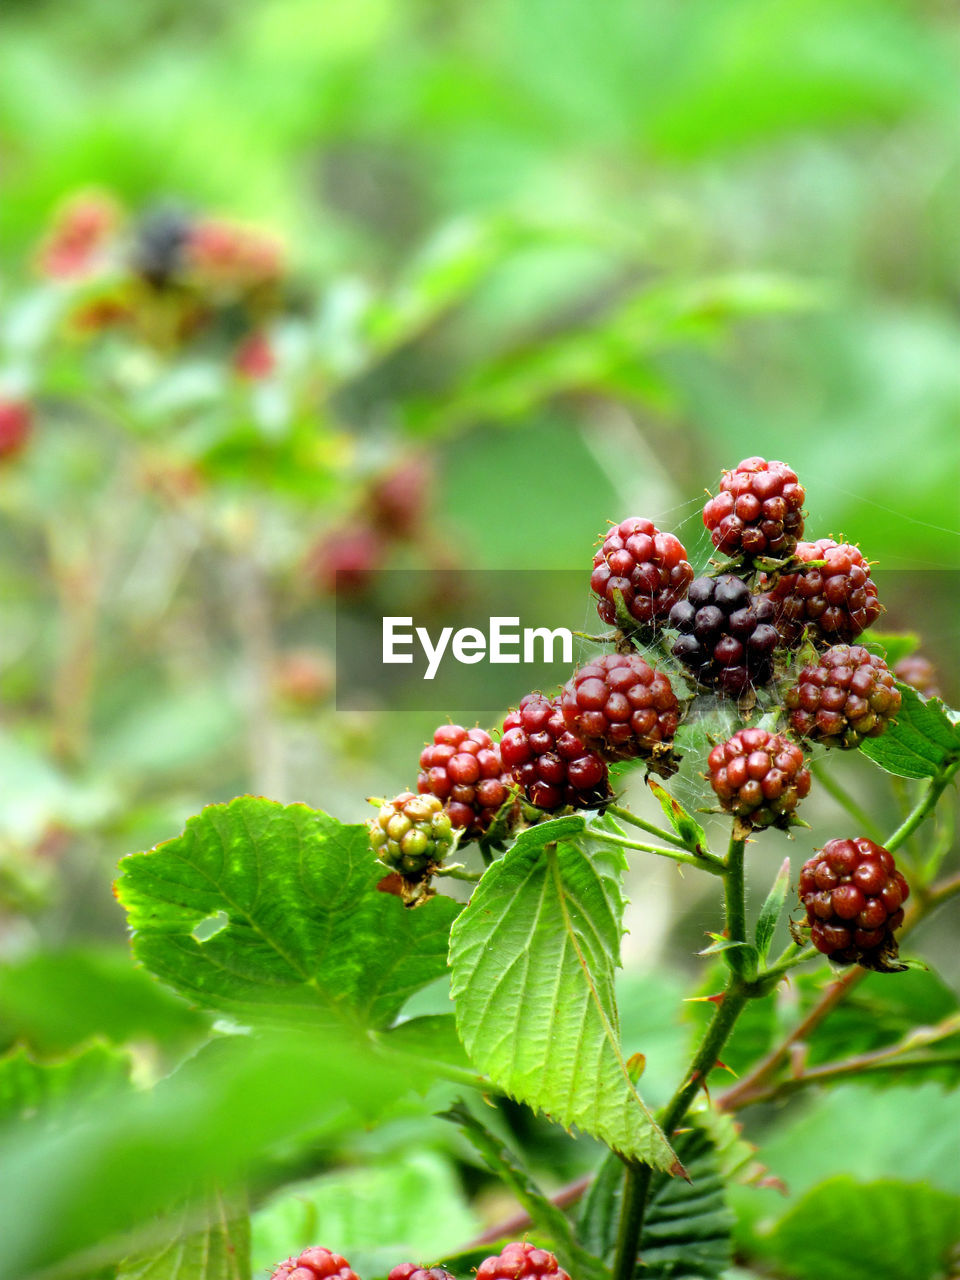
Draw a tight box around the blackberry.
[702,457,805,559]
[707,727,811,830]
[0,400,32,460]
[271,1249,359,1280]
[307,523,384,596]
[894,653,941,700]
[477,1243,570,1280]
[388,1268,455,1280]
[798,837,909,969]
[418,725,513,836]
[501,694,610,812]
[369,455,432,540]
[668,574,779,696]
[368,792,454,878]
[766,539,881,646]
[560,653,679,769]
[591,517,693,629]
[785,645,901,749]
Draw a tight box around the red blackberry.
[271,1248,359,1280]
[501,694,610,812]
[560,653,679,770]
[894,653,941,700]
[0,400,32,460]
[389,1267,456,1280]
[668,574,780,696]
[591,517,693,629]
[766,539,881,646]
[707,727,811,830]
[798,837,909,969]
[368,791,454,878]
[418,725,513,836]
[307,523,384,596]
[369,455,432,540]
[477,1243,570,1280]
[702,457,805,559]
[785,645,901,749]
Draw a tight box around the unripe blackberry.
[501,694,610,812]
[477,1243,570,1280]
[894,653,941,700]
[418,725,513,836]
[560,653,680,767]
[271,1248,359,1280]
[369,455,432,540]
[669,574,779,696]
[785,645,901,749]
[369,791,454,878]
[798,837,909,968]
[389,1267,456,1280]
[0,400,32,460]
[591,517,693,629]
[765,539,881,646]
[708,727,811,830]
[307,523,384,596]
[703,457,805,559]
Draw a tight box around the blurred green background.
[1,0,960,1267]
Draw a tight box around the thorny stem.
[612,827,752,1280]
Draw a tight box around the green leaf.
[0,946,207,1056]
[448,815,676,1170]
[646,779,709,855]
[860,683,960,779]
[0,1028,420,1278]
[118,1192,249,1280]
[115,798,460,1031]
[444,1102,606,1280]
[860,629,920,667]
[251,1150,477,1277]
[578,1123,733,1276]
[764,1178,960,1280]
[754,857,791,963]
[0,1042,131,1127]
[381,1014,473,1073]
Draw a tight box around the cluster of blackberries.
[707,727,811,831]
[669,574,779,696]
[272,1243,567,1280]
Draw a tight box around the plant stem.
[589,829,726,875]
[606,803,690,851]
[884,760,960,854]
[810,761,884,843]
[612,826,752,1280]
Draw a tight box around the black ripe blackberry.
[668,574,779,696]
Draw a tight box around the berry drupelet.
[702,457,805,559]
[591,517,693,629]
[368,792,454,878]
[271,1249,359,1280]
[477,1243,571,1280]
[766,538,881,646]
[669,574,779,696]
[785,644,901,749]
[417,725,512,836]
[799,837,909,969]
[560,652,679,769]
[708,728,811,830]
[501,694,609,812]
